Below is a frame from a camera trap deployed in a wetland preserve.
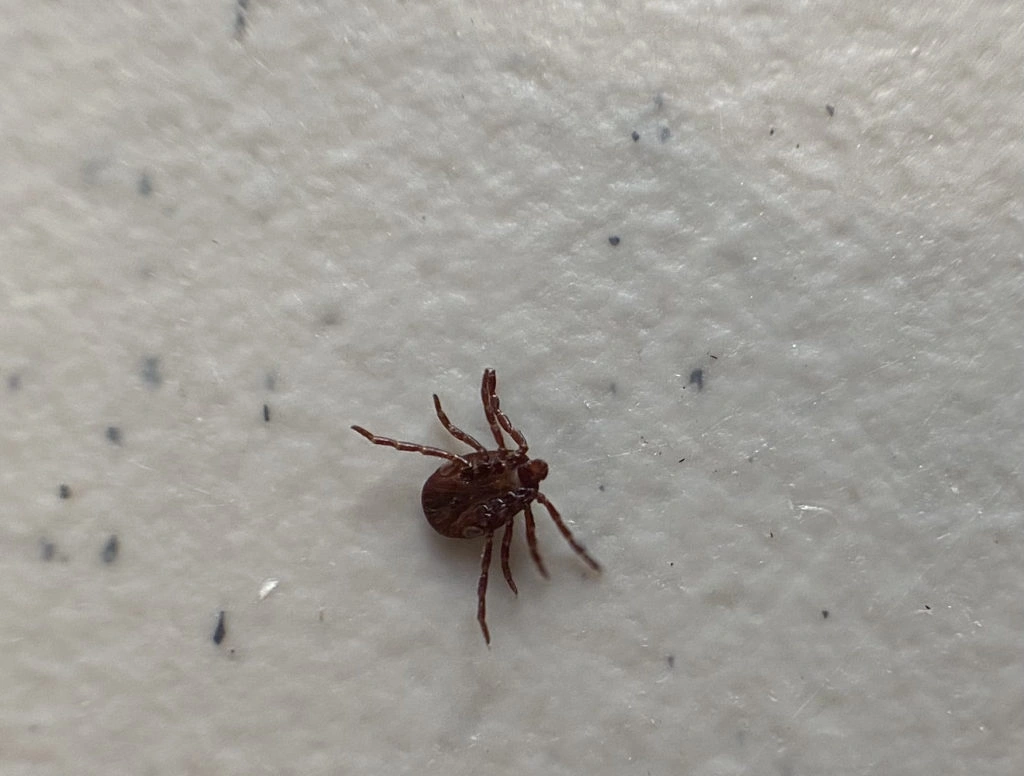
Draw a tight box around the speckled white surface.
[2,2,1021,774]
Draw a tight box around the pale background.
[1,1,1021,774]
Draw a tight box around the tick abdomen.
[421,451,532,538]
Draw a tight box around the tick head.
[519,458,549,488]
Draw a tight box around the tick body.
[352,368,600,645]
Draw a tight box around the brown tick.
[352,368,601,645]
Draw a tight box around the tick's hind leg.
[535,492,601,572]
[477,532,494,645]
[432,394,485,451]
[523,505,549,579]
[351,426,468,464]
[500,520,517,595]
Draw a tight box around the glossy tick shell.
[352,369,600,645]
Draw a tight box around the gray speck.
[101,535,119,564]
[631,130,639,142]
[58,484,72,500]
[137,172,153,196]
[659,126,671,143]
[8,373,21,391]
[141,356,162,387]
[106,426,123,445]
[41,540,57,561]
[213,610,227,645]
[689,369,704,391]
[825,104,835,117]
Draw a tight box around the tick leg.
[535,492,601,572]
[477,532,494,645]
[432,394,485,451]
[483,369,529,453]
[500,520,517,595]
[351,426,469,465]
[481,369,506,448]
[523,504,549,579]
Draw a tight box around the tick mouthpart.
[519,459,549,488]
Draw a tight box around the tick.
[352,368,601,644]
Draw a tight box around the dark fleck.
[609,382,616,395]
[8,373,21,390]
[41,540,57,561]
[631,130,640,142]
[263,403,270,422]
[101,535,119,563]
[137,172,153,196]
[821,609,829,619]
[653,94,664,109]
[213,610,227,645]
[659,126,671,143]
[769,531,774,538]
[264,372,277,391]
[598,484,605,492]
[106,426,123,445]
[769,127,775,136]
[677,458,685,463]
[924,604,931,610]
[689,369,704,390]
[709,354,718,360]
[58,484,72,499]
[608,235,620,246]
[234,1,249,38]
[825,104,835,117]
[666,655,675,668]
[141,356,162,387]
[795,143,800,148]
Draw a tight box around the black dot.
[608,235,621,246]
[821,609,829,619]
[58,484,71,499]
[106,426,123,444]
[631,130,640,142]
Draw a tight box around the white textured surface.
[2,2,1021,774]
